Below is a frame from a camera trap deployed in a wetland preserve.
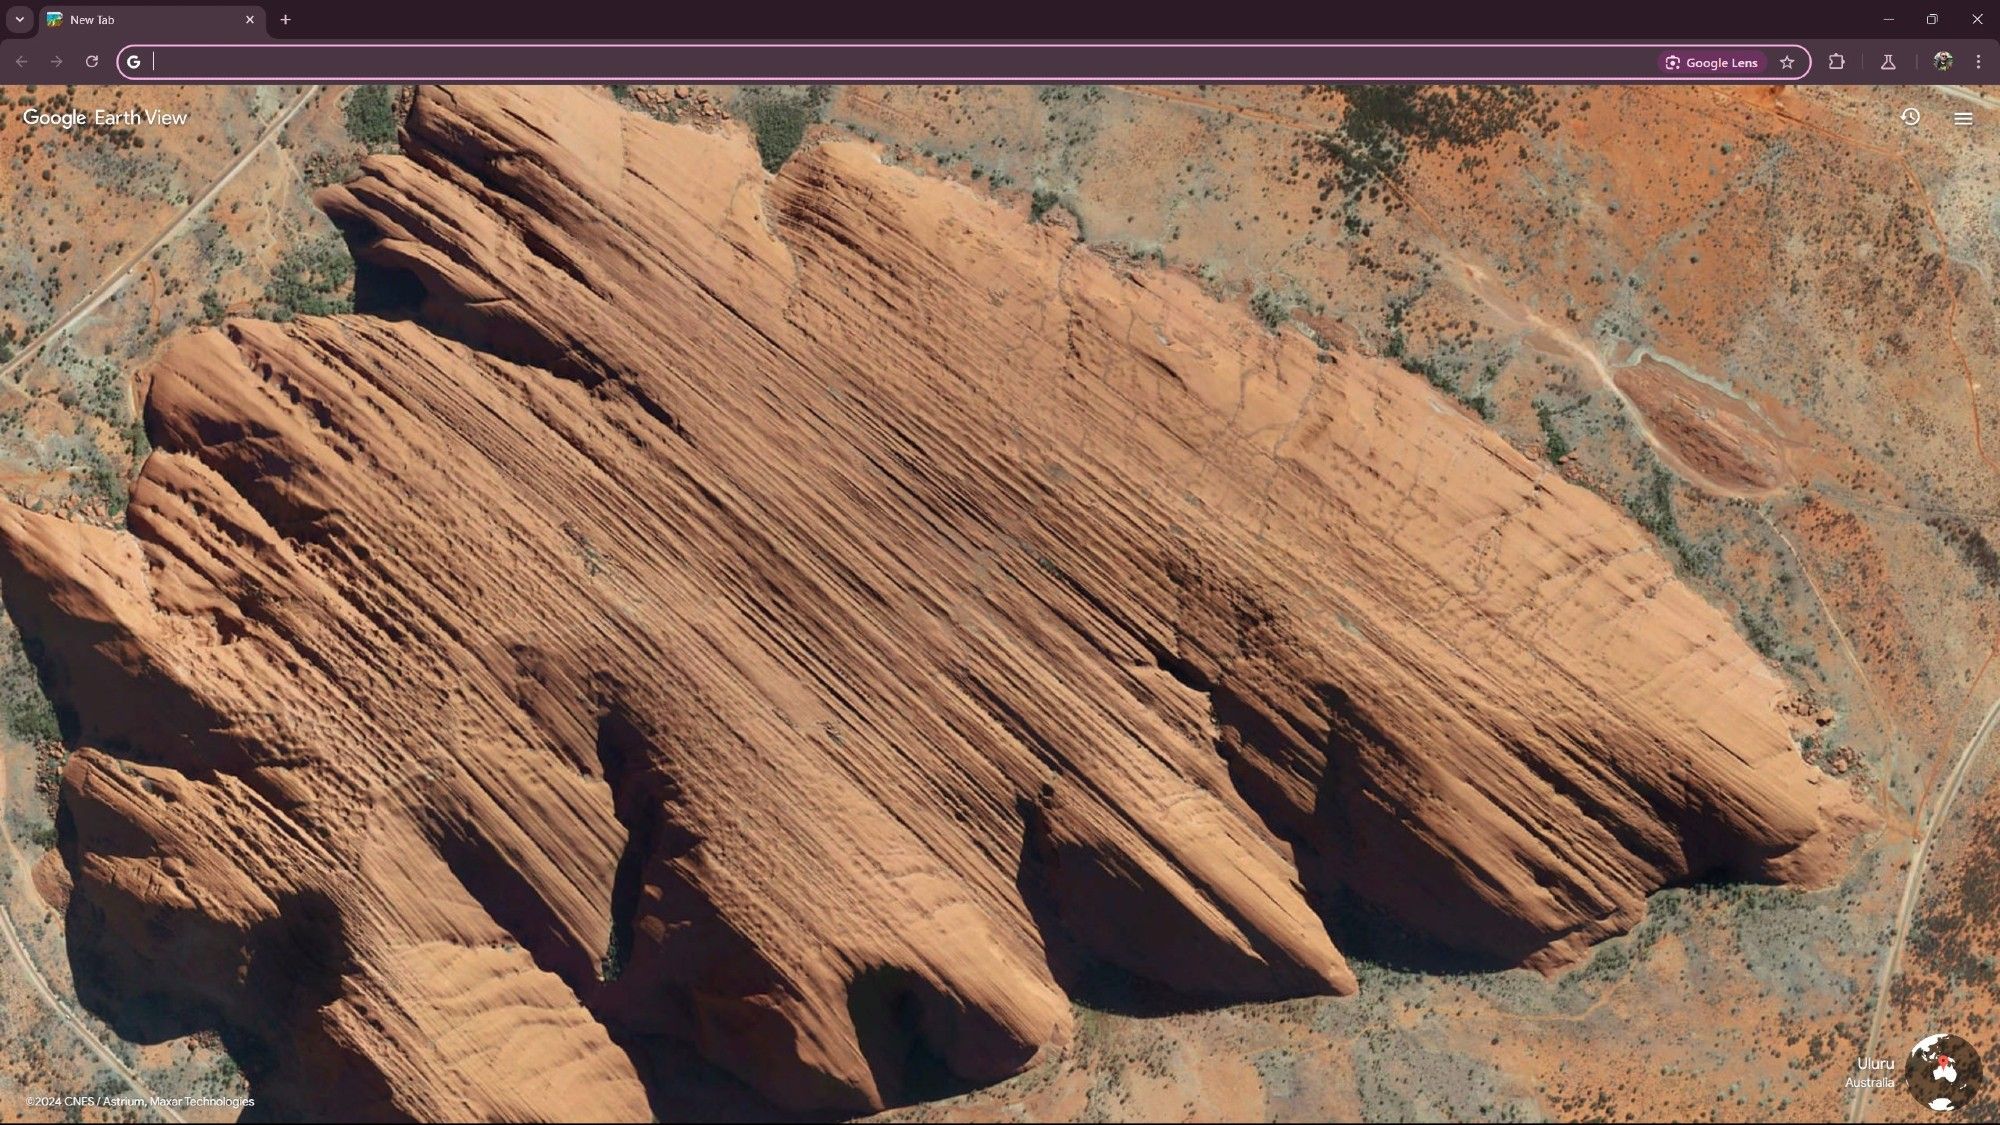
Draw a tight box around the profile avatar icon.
[1933,51,1956,72]
[1904,1033,1985,1113]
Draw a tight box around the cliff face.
[0,86,1865,1120]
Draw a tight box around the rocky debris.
[628,83,729,123]
[0,86,1868,1120]
[30,847,69,913]
[31,737,63,817]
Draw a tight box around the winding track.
[1848,687,2000,1122]
[0,86,320,385]
[0,83,322,1122]
[0,77,1988,1121]
[1100,83,2000,1121]
[0,768,185,1121]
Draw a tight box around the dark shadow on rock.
[843,965,963,1108]
[60,820,374,1119]
[593,707,664,991]
[1013,793,1227,1019]
[587,707,840,1121]
[324,211,427,321]
[317,172,699,451]
[610,1030,834,1125]
[422,804,599,993]
[1174,670,1523,976]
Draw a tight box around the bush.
[343,85,398,147]
[1305,85,1541,206]
[748,99,813,173]
[1537,402,1571,461]
[599,924,626,982]
[1,634,58,744]
[1250,286,1290,329]
[735,86,831,173]
[262,233,356,321]
[1624,462,1720,578]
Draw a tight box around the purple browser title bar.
[109,41,1825,83]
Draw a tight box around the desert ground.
[0,80,1993,1121]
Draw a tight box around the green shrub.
[2,635,58,744]
[1250,287,1291,329]
[343,85,398,147]
[262,233,355,321]
[748,99,813,173]
[599,924,626,982]
[1624,463,1720,578]
[1305,85,1541,206]
[1537,402,1571,461]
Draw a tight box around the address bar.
[112,42,1814,83]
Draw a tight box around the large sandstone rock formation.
[0,86,1865,1120]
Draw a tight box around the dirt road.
[0,764,186,1122]
[0,85,321,385]
[0,83,322,1123]
[1848,689,2000,1121]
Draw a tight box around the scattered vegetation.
[1304,85,1545,209]
[1,629,58,744]
[1623,461,1719,578]
[1900,789,2000,1015]
[1380,294,1491,418]
[740,86,831,173]
[1249,284,1322,333]
[1925,516,2000,588]
[260,233,356,321]
[73,440,127,519]
[198,286,227,325]
[342,85,399,147]
[1536,400,1572,461]
[1249,286,1289,330]
[1737,600,1794,663]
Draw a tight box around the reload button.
[1657,49,1770,76]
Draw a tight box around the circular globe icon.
[1904,1033,1984,1113]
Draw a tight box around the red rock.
[0,86,1867,1119]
